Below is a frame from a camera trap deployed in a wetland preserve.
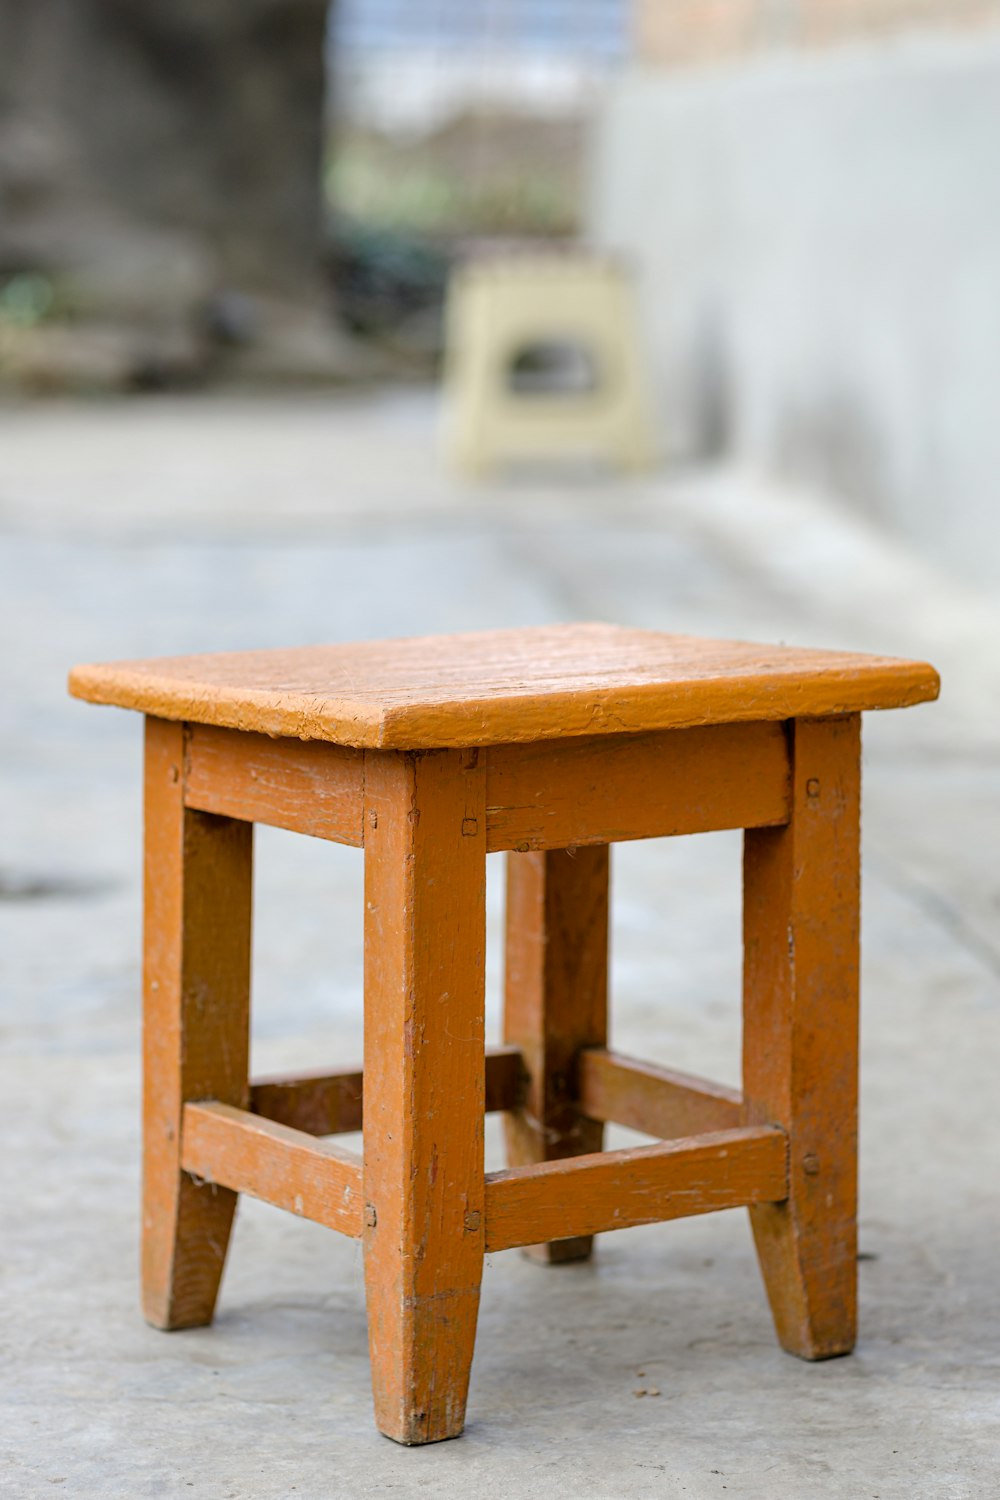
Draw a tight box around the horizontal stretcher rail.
[181,1101,364,1238]
[184,724,365,846]
[249,1045,526,1135]
[483,1126,788,1253]
[182,721,791,853]
[484,721,790,851]
[578,1048,742,1139]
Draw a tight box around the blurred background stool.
[442,253,655,477]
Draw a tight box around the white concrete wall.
[589,32,1000,587]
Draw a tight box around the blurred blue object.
[331,0,628,59]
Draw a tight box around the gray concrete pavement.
[2,391,999,1499]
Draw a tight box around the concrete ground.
[2,390,999,1500]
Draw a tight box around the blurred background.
[2,0,999,585]
[3,4,1000,1497]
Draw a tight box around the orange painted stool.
[69,625,938,1445]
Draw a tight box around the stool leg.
[362,750,486,1445]
[142,717,253,1330]
[743,715,860,1359]
[503,845,609,1264]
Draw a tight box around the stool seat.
[70,623,939,1446]
[69,622,938,749]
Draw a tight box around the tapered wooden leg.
[142,717,253,1329]
[743,715,860,1359]
[503,845,609,1264]
[362,749,486,1445]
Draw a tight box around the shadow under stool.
[68,623,939,1445]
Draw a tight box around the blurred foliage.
[327,113,584,239]
[323,110,584,360]
[0,273,59,328]
[327,219,449,350]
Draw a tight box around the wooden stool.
[69,624,938,1445]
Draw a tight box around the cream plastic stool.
[442,252,656,477]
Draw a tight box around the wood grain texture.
[142,716,252,1330]
[69,623,940,750]
[485,722,789,851]
[743,714,861,1360]
[249,1046,525,1136]
[181,1103,363,1237]
[251,1067,364,1137]
[484,1126,788,1252]
[503,846,609,1263]
[185,723,364,845]
[578,1049,742,1139]
[362,749,487,1445]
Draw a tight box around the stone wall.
[0,0,342,389]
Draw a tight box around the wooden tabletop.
[68,623,939,750]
